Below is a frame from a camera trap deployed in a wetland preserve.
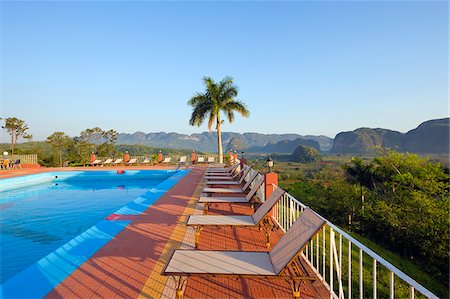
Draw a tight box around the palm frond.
[189,101,212,126]
[188,93,207,107]
[224,100,250,118]
[207,110,216,131]
[223,107,235,123]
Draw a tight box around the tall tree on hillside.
[47,132,72,167]
[344,157,374,210]
[1,117,32,158]
[104,129,118,156]
[80,127,104,153]
[188,76,249,163]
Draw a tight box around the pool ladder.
[175,162,188,171]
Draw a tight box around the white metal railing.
[270,184,438,299]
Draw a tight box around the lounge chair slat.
[207,181,241,185]
[188,215,254,226]
[164,251,275,276]
[198,196,248,203]
[203,187,243,193]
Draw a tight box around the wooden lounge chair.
[188,187,285,248]
[202,171,258,196]
[199,176,264,214]
[11,159,22,169]
[203,165,251,181]
[142,158,151,164]
[179,156,187,163]
[113,158,123,165]
[91,159,102,166]
[205,162,239,174]
[204,165,249,182]
[101,158,113,166]
[162,157,172,163]
[126,158,137,165]
[164,208,325,299]
[205,167,251,186]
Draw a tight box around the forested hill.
[116,131,333,152]
[331,118,450,154]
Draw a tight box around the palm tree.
[188,76,249,164]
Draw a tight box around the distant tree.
[46,132,72,167]
[290,145,321,163]
[1,117,32,158]
[188,76,249,164]
[80,127,104,151]
[68,137,92,164]
[104,129,118,156]
[344,157,374,210]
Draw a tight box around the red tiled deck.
[183,203,329,299]
[44,166,204,299]
[3,165,329,298]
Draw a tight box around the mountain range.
[116,131,333,152]
[115,118,449,154]
[331,118,449,154]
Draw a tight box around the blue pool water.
[0,170,175,283]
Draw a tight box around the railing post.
[90,152,96,163]
[339,234,342,298]
[264,172,278,218]
[124,151,130,163]
[373,259,377,299]
[191,150,196,164]
[264,172,278,201]
[410,286,415,299]
[359,248,363,299]
[330,227,334,299]
[158,151,163,163]
[348,241,352,299]
[323,226,326,279]
[390,272,394,299]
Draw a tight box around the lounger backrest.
[241,171,258,192]
[245,176,264,201]
[179,156,187,163]
[208,157,215,162]
[251,187,285,224]
[114,159,123,163]
[236,166,250,183]
[163,157,171,163]
[129,158,137,163]
[269,208,326,274]
[198,157,205,162]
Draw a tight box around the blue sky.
[0,1,448,142]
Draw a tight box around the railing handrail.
[270,183,439,299]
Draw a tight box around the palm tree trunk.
[217,119,223,164]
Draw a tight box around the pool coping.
[0,169,189,299]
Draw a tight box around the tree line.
[0,117,190,166]
[279,148,448,296]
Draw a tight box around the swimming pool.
[0,170,187,287]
